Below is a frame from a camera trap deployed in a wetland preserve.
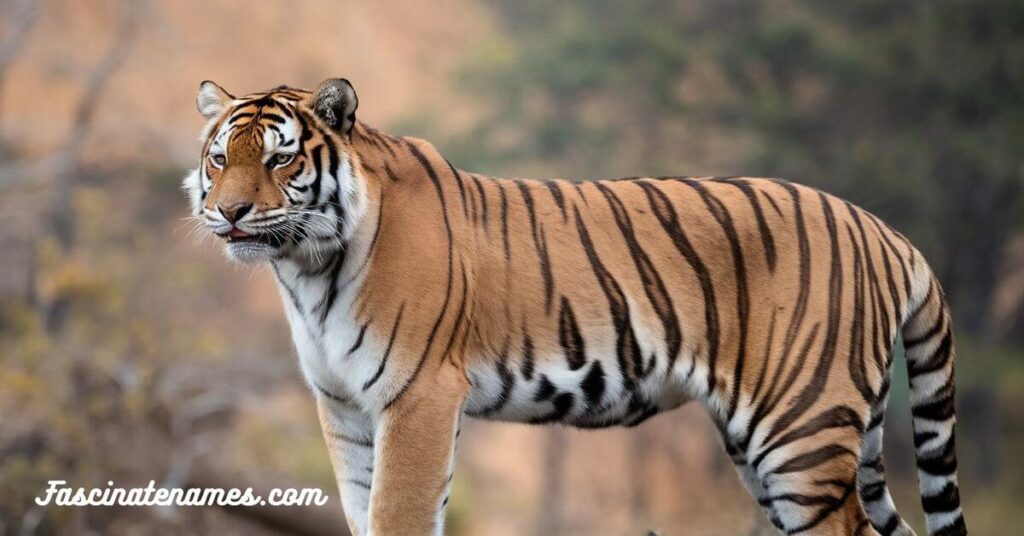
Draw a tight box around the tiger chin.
[183,77,966,536]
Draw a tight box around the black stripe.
[931,517,967,536]
[866,212,913,303]
[294,110,313,145]
[471,174,490,228]
[376,132,398,159]
[228,112,255,123]
[312,381,349,404]
[764,193,844,446]
[636,181,718,381]
[347,323,368,354]
[317,253,346,326]
[761,188,785,218]
[749,182,812,439]
[363,304,405,390]
[916,436,958,476]
[680,179,749,407]
[520,331,535,380]
[749,308,779,403]
[261,112,287,124]
[573,204,644,388]
[623,392,659,426]
[580,360,605,408]
[360,128,384,151]
[865,214,906,326]
[452,161,477,223]
[921,482,961,514]
[846,200,891,373]
[271,262,303,315]
[907,280,937,323]
[845,223,874,403]
[534,374,556,402]
[911,393,956,422]
[385,142,456,409]
[753,405,863,468]
[499,182,511,264]
[773,481,856,534]
[450,159,469,219]
[340,188,385,288]
[867,409,885,431]
[558,297,587,370]
[310,145,324,203]
[265,123,284,138]
[597,182,681,376]
[914,430,940,449]
[383,162,400,182]
[570,181,589,205]
[754,321,822,451]
[438,259,471,368]
[305,111,340,147]
[775,180,812,361]
[860,481,887,502]
[530,392,575,424]
[773,444,855,474]
[544,180,568,222]
[516,181,555,314]
[325,147,344,235]
[476,339,516,417]
[344,479,372,491]
[327,430,373,448]
[879,514,902,535]
[287,161,307,185]
[909,329,953,376]
[715,179,777,272]
[904,319,944,349]
[764,490,846,507]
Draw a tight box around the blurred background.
[1,0,1022,534]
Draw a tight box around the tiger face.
[183,78,365,263]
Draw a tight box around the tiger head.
[183,78,367,264]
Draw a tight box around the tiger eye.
[274,153,295,167]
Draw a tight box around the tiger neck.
[269,125,386,305]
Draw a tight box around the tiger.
[183,77,967,536]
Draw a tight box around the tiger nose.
[218,202,253,224]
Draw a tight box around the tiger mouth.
[224,227,286,247]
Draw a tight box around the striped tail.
[902,274,967,536]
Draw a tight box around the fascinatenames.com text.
[35,480,330,507]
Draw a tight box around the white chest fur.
[271,260,386,412]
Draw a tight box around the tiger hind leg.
[757,435,879,535]
[725,439,785,531]
[857,376,916,536]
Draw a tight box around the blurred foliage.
[0,165,318,534]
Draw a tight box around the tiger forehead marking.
[185,78,967,536]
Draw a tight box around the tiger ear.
[196,80,234,120]
[310,78,358,136]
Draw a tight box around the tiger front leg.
[368,366,467,536]
[317,397,377,536]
